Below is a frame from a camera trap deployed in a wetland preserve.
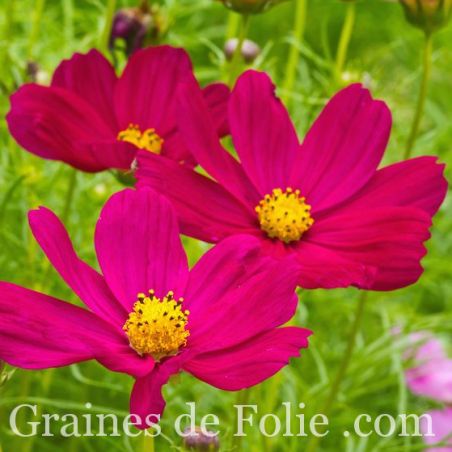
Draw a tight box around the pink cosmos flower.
[136,70,448,290]
[6,46,229,172]
[421,408,452,452]
[405,333,452,403]
[0,188,311,428]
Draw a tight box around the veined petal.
[306,207,432,290]
[115,46,194,135]
[130,355,186,429]
[184,327,311,391]
[177,80,260,206]
[51,49,117,128]
[95,188,189,311]
[136,153,258,243]
[187,255,299,352]
[28,207,126,327]
[7,84,115,172]
[0,283,152,378]
[290,84,391,212]
[229,71,300,196]
[340,156,448,216]
[202,82,230,137]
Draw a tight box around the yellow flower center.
[117,124,164,154]
[255,188,314,244]
[123,290,189,361]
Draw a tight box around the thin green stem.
[404,32,433,160]
[334,1,356,84]
[282,0,307,107]
[305,292,367,452]
[228,14,250,88]
[226,11,240,40]
[142,432,155,452]
[100,0,116,52]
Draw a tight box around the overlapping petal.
[306,207,432,290]
[28,207,126,326]
[136,153,257,242]
[341,156,447,216]
[95,188,189,311]
[0,283,151,377]
[6,85,114,172]
[177,80,260,206]
[229,70,300,195]
[184,327,310,390]
[290,84,392,213]
[52,49,118,127]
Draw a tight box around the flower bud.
[109,4,164,56]
[224,38,261,63]
[218,0,289,14]
[183,426,220,451]
[400,0,451,33]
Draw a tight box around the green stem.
[226,11,240,40]
[334,1,356,84]
[282,0,307,107]
[305,292,367,452]
[404,32,433,160]
[228,14,250,88]
[142,432,155,452]
[100,0,116,52]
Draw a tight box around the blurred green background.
[0,0,451,450]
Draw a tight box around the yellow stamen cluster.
[117,124,164,154]
[123,290,189,360]
[255,188,314,244]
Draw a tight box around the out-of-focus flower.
[421,408,452,452]
[7,47,230,173]
[404,332,452,403]
[224,38,261,63]
[137,71,447,290]
[400,0,452,33]
[183,426,220,450]
[109,4,165,56]
[0,188,311,427]
[218,0,289,14]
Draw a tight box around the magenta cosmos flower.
[6,46,229,172]
[0,188,310,428]
[136,70,448,291]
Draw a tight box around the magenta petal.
[290,84,391,212]
[184,234,268,317]
[187,253,299,352]
[291,241,377,289]
[95,188,189,311]
[51,49,117,128]
[114,46,194,134]
[341,156,448,216]
[229,70,300,195]
[130,355,185,429]
[136,153,258,243]
[184,327,310,391]
[177,80,260,206]
[7,84,115,172]
[0,283,151,377]
[421,408,452,450]
[307,206,432,290]
[202,82,230,136]
[28,207,126,327]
